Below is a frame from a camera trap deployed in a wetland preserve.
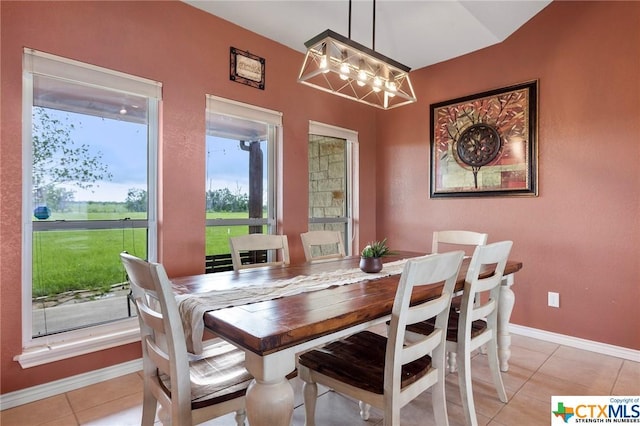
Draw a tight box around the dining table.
[171,251,523,426]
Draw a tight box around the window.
[308,121,358,255]
[204,95,281,271]
[19,49,160,365]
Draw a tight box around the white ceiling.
[183,0,551,71]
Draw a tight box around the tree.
[125,188,147,212]
[32,107,112,206]
[206,187,248,212]
[41,185,75,212]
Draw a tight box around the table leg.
[498,274,515,372]
[246,378,294,426]
[244,352,295,426]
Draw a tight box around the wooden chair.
[228,234,290,271]
[432,230,488,255]
[120,252,253,425]
[298,251,465,426]
[300,230,346,262]
[407,241,513,426]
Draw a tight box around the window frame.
[18,49,161,367]
[204,95,282,247]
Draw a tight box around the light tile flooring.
[2,334,639,425]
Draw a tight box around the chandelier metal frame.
[297,1,417,110]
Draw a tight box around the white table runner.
[177,258,410,354]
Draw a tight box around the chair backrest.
[385,251,465,406]
[229,234,290,271]
[120,252,194,424]
[300,230,346,262]
[432,230,488,255]
[459,241,513,340]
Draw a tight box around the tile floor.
[2,334,639,425]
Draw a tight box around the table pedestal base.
[246,377,294,426]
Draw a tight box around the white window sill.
[14,318,140,368]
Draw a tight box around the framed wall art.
[430,80,538,198]
[230,47,265,90]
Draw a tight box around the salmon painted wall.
[376,1,640,350]
[0,1,377,393]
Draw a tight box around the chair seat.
[298,330,432,395]
[159,339,253,410]
[408,311,487,341]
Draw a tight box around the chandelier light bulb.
[319,43,330,73]
[385,81,397,97]
[319,55,329,72]
[372,75,382,92]
[339,62,350,80]
[339,50,350,80]
[357,67,367,86]
[356,58,368,86]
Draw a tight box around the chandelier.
[298,0,416,110]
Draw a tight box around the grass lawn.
[32,211,259,297]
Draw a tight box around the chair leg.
[157,405,170,425]
[432,353,449,426]
[383,400,402,426]
[487,338,508,403]
[300,367,318,426]
[359,401,371,420]
[141,391,158,426]
[457,349,478,426]
[447,351,458,373]
[234,408,247,426]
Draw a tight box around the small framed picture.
[230,47,265,90]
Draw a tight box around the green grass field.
[32,211,260,298]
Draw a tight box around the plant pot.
[359,256,383,273]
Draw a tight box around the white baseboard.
[0,359,142,411]
[509,324,640,362]
[2,325,639,411]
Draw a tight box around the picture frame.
[230,47,265,90]
[430,80,538,198]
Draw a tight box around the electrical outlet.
[548,292,560,308]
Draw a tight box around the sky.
[52,111,260,203]
[54,111,147,202]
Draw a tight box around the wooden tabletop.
[172,251,522,356]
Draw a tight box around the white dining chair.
[228,234,290,271]
[432,230,488,255]
[120,252,253,425]
[300,230,346,262]
[407,241,513,426]
[298,250,465,426]
[433,229,489,365]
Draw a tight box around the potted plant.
[359,238,391,273]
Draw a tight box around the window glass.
[24,50,159,341]
[205,96,280,270]
[308,122,358,255]
[308,134,348,253]
[205,130,268,254]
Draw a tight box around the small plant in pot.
[359,238,390,273]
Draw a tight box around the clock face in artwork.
[456,123,502,167]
